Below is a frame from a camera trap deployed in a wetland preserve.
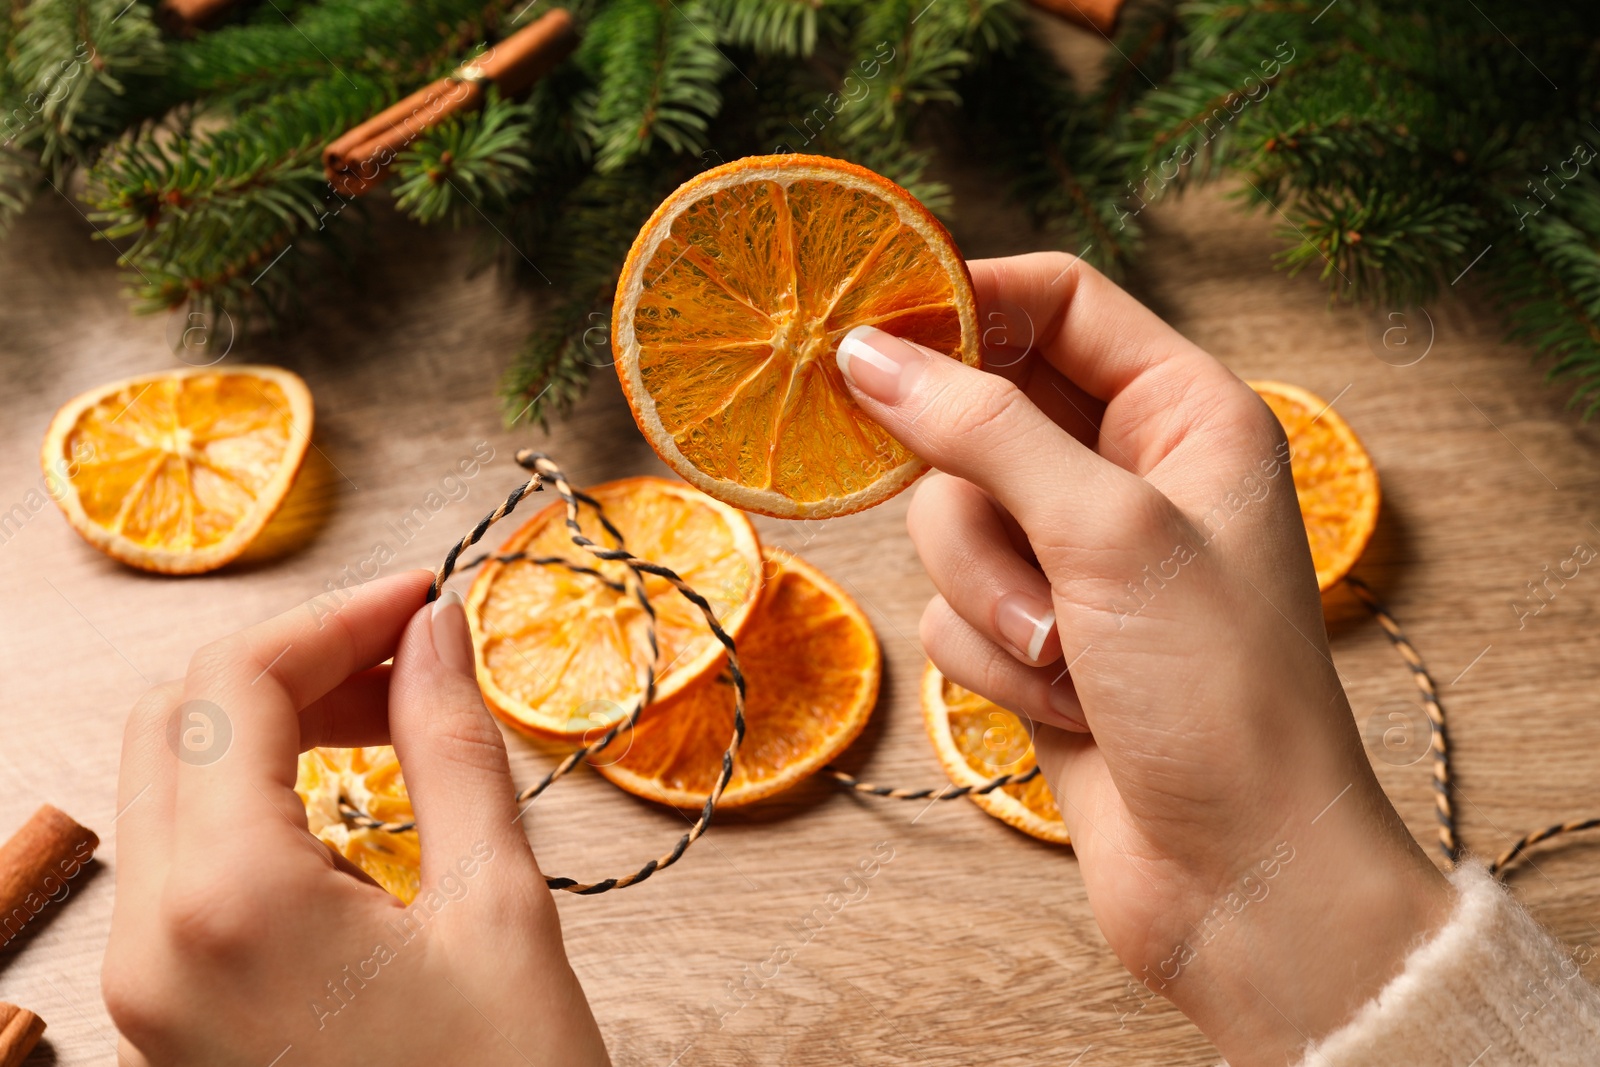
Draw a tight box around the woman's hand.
[103,570,609,1067]
[836,253,1453,1065]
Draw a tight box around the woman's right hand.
[835,252,1453,1065]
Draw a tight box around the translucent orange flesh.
[598,552,877,803]
[1255,387,1378,589]
[941,678,1063,825]
[634,178,964,505]
[475,480,760,733]
[63,374,296,551]
[296,747,421,904]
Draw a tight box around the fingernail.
[836,325,925,404]
[996,593,1055,664]
[430,590,475,676]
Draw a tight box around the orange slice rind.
[614,154,981,519]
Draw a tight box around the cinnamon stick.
[0,805,98,951]
[322,9,576,197]
[0,1004,45,1067]
[157,0,239,34]
[1027,0,1125,35]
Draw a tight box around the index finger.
[172,570,433,834]
[969,252,1220,403]
[970,253,1277,512]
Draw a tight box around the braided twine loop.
[340,451,746,894]
[334,453,1594,892]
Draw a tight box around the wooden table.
[4,137,1600,1067]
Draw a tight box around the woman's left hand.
[102,570,610,1067]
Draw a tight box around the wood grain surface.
[3,65,1600,1067]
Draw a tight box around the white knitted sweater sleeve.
[1293,861,1600,1066]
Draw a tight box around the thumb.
[835,324,1133,537]
[388,587,540,888]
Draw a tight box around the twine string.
[339,451,747,895]
[1491,818,1600,876]
[825,764,1042,800]
[817,575,1600,877]
[339,456,1596,892]
[1344,576,1597,879]
[1344,576,1459,865]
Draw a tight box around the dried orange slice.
[922,662,1069,845]
[467,476,763,740]
[295,746,420,904]
[613,154,981,519]
[1249,381,1380,591]
[39,365,312,574]
[594,548,879,808]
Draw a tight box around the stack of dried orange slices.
[462,476,882,808]
[298,475,885,899]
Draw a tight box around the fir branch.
[1093,0,1182,123]
[577,0,728,172]
[0,144,35,232]
[393,90,537,225]
[1497,177,1600,417]
[837,0,970,145]
[471,64,604,278]
[960,32,1135,275]
[499,163,674,425]
[2,0,165,175]
[86,71,390,317]
[1269,180,1478,305]
[1122,29,1313,191]
[823,0,1020,213]
[501,296,608,429]
[112,214,312,328]
[711,0,821,56]
[169,0,522,109]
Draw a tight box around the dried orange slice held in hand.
[40,366,312,574]
[467,477,764,740]
[296,746,421,904]
[1249,381,1380,591]
[595,549,880,808]
[613,154,981,519]
[923,663,1068,845]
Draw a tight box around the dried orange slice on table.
[39,366,312,574]
[595,548,880,808]
[296,746,420,903]
[1249,381,1380,591]
[923,662,1069,845]
[613,154,981,519]
[467,476,764,739]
